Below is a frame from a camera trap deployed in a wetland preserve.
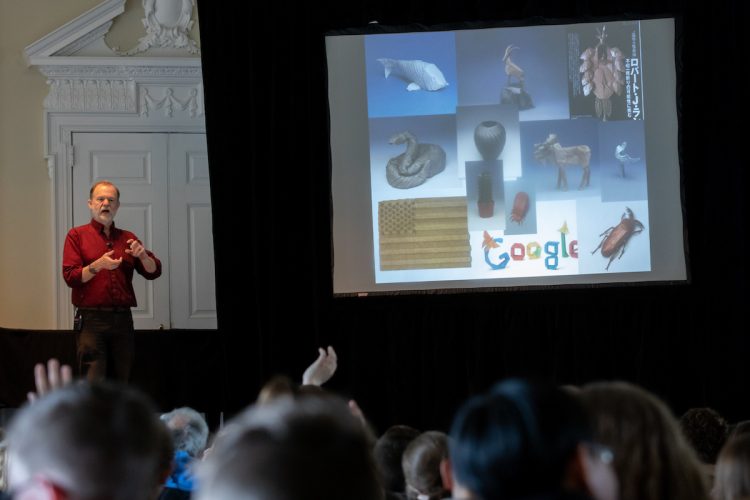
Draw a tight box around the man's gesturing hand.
[95,249,122,270]
[125,239,146,259]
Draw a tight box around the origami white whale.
[377,58,449,92]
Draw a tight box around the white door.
[168,134,217,328]
[72,132,217,330]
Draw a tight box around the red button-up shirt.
[62,219,162,308]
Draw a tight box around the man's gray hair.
[160,407,209,457]
[89,180,120,200]
[195,394,384,500]
[6,382,170,500]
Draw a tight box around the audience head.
[160,406,209,458]
[6,381,171,500]
[730,421,750,441]
[257,375,296,405]
[582,381,708,500]
[713,434,750,500]
[196,393,383,500]
[402,431,450,500]
[449,378,607,500]
[680,408,729,465]
[374,425,421,493]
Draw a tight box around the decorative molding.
[116,0,200,56]
[54,22,114,57]
[24,0,125,63]
[37,63,202,80]
[141,86,202,118]
[66,143,75,169]
[44,79,137,112]
[46,155,56,180]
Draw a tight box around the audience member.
[5,355,738,500]
[375,425,422,495]
[681,408,729,465]
[448,378,615,500]
[159,407,210,499]
[681,407,730,485]
[257,375,296,405]
[729,420,750,440]
[402,431,451,500]
[713,433,750,500]
[256,346,338,406]
[582,381,708,500]
[6,381,172,500]
[195,393,384,500]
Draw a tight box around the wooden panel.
[188,204,217,316]
[169,134,217,329]
[187,151,210,184]
[92,151,151,184]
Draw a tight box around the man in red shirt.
[62,181,162,381]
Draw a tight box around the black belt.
[78,306,131,312]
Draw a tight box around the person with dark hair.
[5,381,171,500]
[713,433,750,500]
[159,407,210,499]
[195,394,384,500]
[402,431,451,500]
[680,408,730,465]
[62,180,162,382]
[448,378,616,500]
[582,382,709,500]
[375,425,422,495]
[729,420,750,440]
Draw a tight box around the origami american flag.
[378,197,471,271]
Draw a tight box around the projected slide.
[328,19,684,293]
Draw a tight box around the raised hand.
[27,358,73,403]
[302,346,338,386]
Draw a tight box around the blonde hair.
[714,434,750,500]
[402,431,450,500]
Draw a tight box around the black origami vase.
[474,121,506,161]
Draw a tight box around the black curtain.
[3,0,745,434]
[194,0,749,432]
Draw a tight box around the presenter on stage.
[62,180,161,382]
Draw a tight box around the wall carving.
[141,86,202,118]
[116,0,200,55]
[44,79,136,112]
[38,65,202,79]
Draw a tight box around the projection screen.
[327,18,686,295]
